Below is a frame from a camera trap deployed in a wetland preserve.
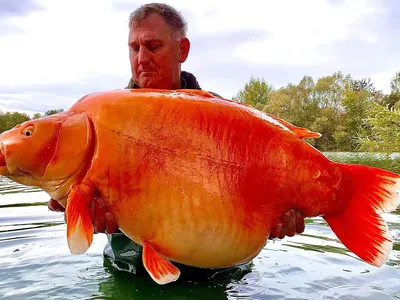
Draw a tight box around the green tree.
[341,89,371,150]
[390,71,400,94]
[379,93,400,110]
[234,70,400,152]
[358,101,400,152]
[386,71,400,110]
[308,72,350,150]
[313,71,351,110]
[0,111,31,133]
[44,108,64,116]
[350,78,377,95]
[262,86,293,120]
[233,76,274,108]
[338,77,381,150]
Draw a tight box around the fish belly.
[94,141,276,268]
[112,180,272,268]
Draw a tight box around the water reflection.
[0,152,400,299]
[95,261,254,299]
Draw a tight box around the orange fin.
[264,113,321,139]
[176,89,215,98]
[142,241,180,285]
[66,178,95,254]
[324,164,400,267]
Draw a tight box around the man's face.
[128,13,190,89]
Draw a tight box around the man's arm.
[48,198,305,238]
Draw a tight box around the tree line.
[1,70,399,153]
[0,109,64,134]
[233,71,400,152]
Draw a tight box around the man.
[49,2,305,278]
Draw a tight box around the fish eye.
[22,125,35,137]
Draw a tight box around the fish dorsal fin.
[158,89,321,140]
[175,89,215,98]
[264,113,321,139]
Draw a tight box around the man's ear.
[179,37,190,63]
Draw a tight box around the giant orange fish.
[0,89,398,285]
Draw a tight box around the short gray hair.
[128,3,188,39]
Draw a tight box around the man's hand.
[48,198,65,212]
[49,198,304,238]
[269,209,305,239]
[48,197,118,234]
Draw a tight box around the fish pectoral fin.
[66,178,95,255]
[142,241,180,285]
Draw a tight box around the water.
[0,152,399,299]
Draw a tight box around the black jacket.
[125,71,221,98]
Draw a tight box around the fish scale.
[0,88,398,285]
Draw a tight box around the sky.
[0,0,399,116]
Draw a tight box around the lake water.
[0,152,399,299]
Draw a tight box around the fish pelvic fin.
[324,164,400,267]
[142,241,180,285]
[66,178,95,254]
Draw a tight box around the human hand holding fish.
[48,191,304,238]
[48,197,118,234]
[1,89,399,286]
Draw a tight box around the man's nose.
[138,47,151,64]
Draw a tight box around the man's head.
[128,3,190,90]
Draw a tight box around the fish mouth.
[0,148,7,174]
[0,148,32,182]
[0,146,12,176]
[0,148,5,168]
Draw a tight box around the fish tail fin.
[323,164,400,267]
[66,180,95,254]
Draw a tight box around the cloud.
[385,0,400,31]
[0,19,21,35]
[0,74,130,113]
[181,0,400,96]
[0,0,44,17]
[0,0,399,113]
[0,0,45,35]
[109,1,141,13]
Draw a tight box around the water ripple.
[319,285,400,300]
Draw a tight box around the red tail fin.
[324,164,400,267]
